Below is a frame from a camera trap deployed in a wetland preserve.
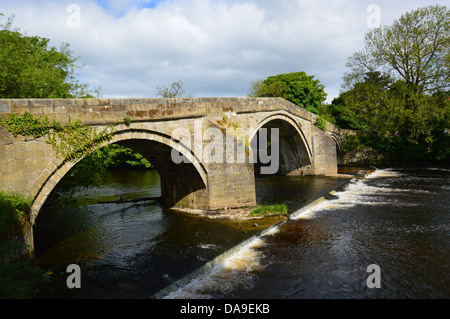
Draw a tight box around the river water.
[33,167,449,299]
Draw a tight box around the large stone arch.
[249,112,313,175]
[29,128,208,225]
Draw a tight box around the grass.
[249,204,288,217]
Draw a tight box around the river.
[33,167,449,299]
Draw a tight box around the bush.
[0,192,45,299]
[0,191,31,241]
[250,204,288,217]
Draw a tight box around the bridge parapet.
[0,97,316,125]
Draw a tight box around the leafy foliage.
[98,144,152,170]
[47,118,117,161]
[0,112,118,162]
[0,257,46,298]
[334,71,449,162]
[0,192,48,299]
[326,5,450,164]
[314,117,327,131]
[0,191,31,241]
[0,15,99,98]
[343,5,449,95]
[0,112,50,138]
[248,71,327,112]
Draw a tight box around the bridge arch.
[249,112,312,175]
[325,131,344,158]
[30,127,208,225]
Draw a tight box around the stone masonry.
[0,97,338,252]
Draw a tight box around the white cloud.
[0,0,442,102]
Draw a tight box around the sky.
[0,0,446,102]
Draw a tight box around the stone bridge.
[0,97,340,252]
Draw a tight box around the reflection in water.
[34,169,347,298]
[34,168,450,299]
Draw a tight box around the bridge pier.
[165,162,256,210]
[203,162,256,210]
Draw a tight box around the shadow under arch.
[30,128,208,226]
[249,113,312,175]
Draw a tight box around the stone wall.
[0,97,338,214]
[0,127,60,199]
[310,126,338,175]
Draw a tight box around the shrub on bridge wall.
[216,114,251,157]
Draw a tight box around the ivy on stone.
[0,112,117,162]
[47,118,117,161]
[0,112,50,138]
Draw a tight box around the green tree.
[0,15,98,98]
[329,96,360,130]
[338,73,449,161]
[248,71,327,114]
[343,5,449,95]
[338,5,450,163]
[155,80,189,98]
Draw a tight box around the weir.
[152,175,357,299]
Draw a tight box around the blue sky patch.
[95,0,163,18]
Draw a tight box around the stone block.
[27,157,49,171]
[83,99,100,106]
[0,101,11,113]
[3,171,22,183]
[9,159,27,172]
[11,99,31,109]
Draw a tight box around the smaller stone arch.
[325,131,344,158]
[250,112,313,175]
